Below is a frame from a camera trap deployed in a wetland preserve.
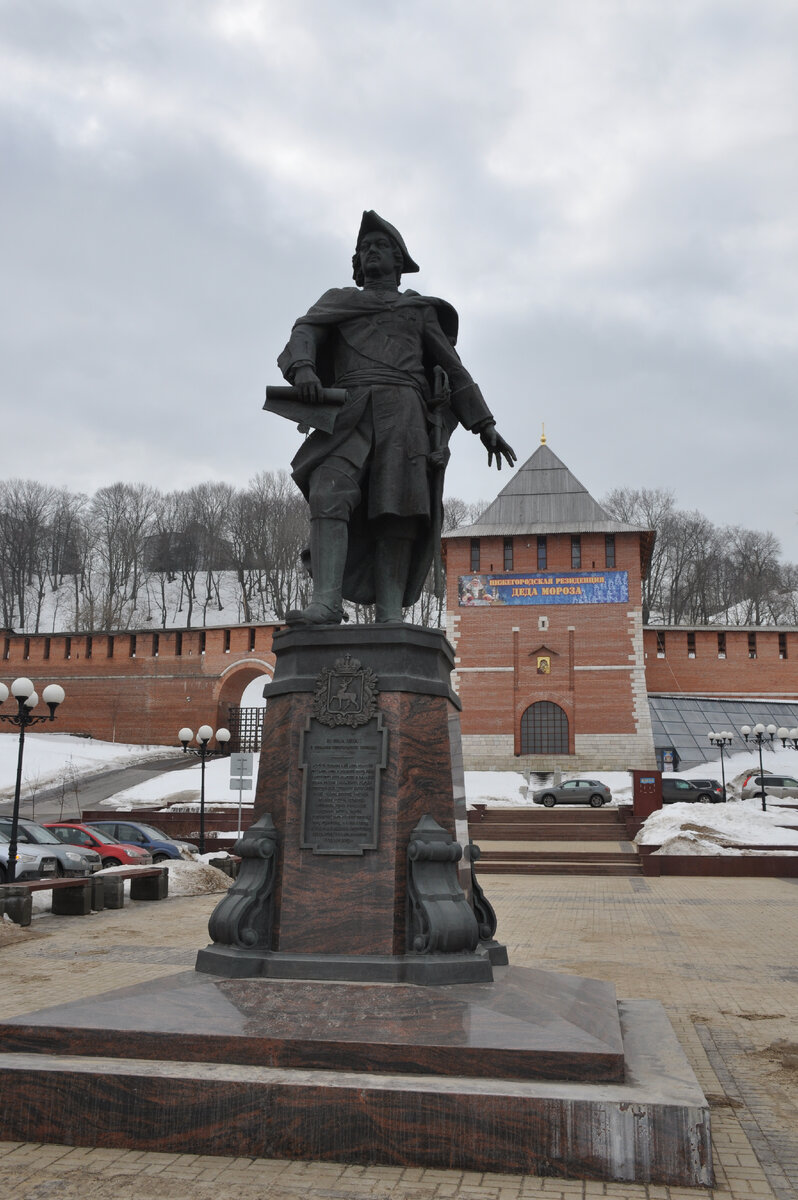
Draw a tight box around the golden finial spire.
[540,422,546,445]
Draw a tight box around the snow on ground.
[465,770,635,807]
[29,857,232,914]
[0,732,175,801]
[636,797,798,855]
[106,753,257,810]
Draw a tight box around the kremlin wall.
[3,443,798,769]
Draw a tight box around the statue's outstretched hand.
[480,424,517,471]
[294,365,324,404]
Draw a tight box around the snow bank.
[107,753,258,810]
[29,857,232,913]
[164,859,233,897]
[636,797,798,855]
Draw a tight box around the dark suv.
[685,778,725,803]
[661,777,719,804]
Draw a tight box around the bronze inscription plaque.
[299,716,388,855]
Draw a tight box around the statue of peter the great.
[276,210,516,625]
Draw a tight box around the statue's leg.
[374,517,417,624]
[286,461,361,625]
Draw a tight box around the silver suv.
[741,774,798,800]
[0,828,58,884]
[533,779,612,808]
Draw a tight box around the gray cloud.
[1,0,796,557]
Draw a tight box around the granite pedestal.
[0,967,711,1184]
[197,624,505,983]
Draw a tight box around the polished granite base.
[195,945,504,984]
[0,966,712,1185]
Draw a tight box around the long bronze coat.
[278,286,495,606]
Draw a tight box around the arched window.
[520,701,569,755]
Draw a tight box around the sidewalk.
[1,874,797,1199]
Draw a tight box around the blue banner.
[458,570,629,606]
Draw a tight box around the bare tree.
[88,483,158,627]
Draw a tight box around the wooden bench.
[0,866,168,927]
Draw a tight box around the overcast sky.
[2,1,797,557]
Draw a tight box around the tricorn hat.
[353,210,420,279]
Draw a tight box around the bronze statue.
[273,210,516,625]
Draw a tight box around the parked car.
[0,817,102,876]
[683,778,725,803]
[88,820,197,862]
[43,823,154,869]
[741,774,798,800]
[661,777,718,804]
[533,779,612,808]
[0,828,58,883]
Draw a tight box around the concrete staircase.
[469,806,642,876]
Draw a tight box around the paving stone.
[2,879,798,1198]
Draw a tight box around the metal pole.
[199,747,207,856]
[8,706,27,885]
[758,737,766,812]
[719,743,727,803]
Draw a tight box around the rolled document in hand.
[264,386,348,434]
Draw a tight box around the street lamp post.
[178,724,231,855]
[707,730,733,802]
[777,726,798,751]
[740,723,777,811]
[0,678,66,883]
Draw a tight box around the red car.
[44,822,154,870]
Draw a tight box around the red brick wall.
[643,627,798,698]
[446,531,645,749]
[0,626,277,745]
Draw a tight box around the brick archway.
[214,658,274,724]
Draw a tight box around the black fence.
[227,705,265,753]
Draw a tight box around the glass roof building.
[648,694,798,770]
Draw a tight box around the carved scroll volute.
[466,841,498,941]
[207,813,279,950]
[406,815,479,955]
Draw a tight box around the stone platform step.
[469,806,631,842]
[478,850,643,876]
[0,967,712,1186]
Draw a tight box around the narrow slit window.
[687,632,696,659]
[656,631,666,658]
[537,536,547,570]
[605,535,616,568]
[503,537,513,571]
[717,632,726,659]
[748,632,757,659]
[779,633,788,660]
[571,536,581,569]
[470,538,480,573]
